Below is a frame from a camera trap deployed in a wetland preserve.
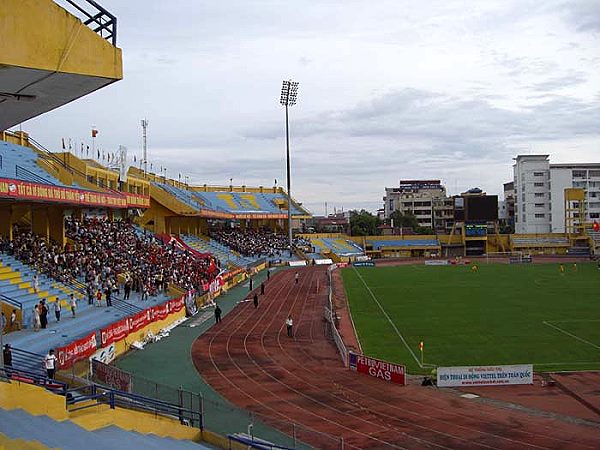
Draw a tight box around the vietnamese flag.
[594,221,599,232]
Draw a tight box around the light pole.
[280,80,299,254]
[141,119,149,177]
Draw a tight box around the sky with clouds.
[19,0,600,215]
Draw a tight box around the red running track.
[191,267,600,449]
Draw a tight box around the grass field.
[341,262,600,374]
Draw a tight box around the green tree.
[389,210,419,229]
[349,209,381,236]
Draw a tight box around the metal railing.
[54,0,117,45]
[0,293,22,310]
[9,347,46,376]
[66,384,203,429]
[326,265,348,367]
[0,366,68,396]
[15,164,56,185]
[90,363,344,449]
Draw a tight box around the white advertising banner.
[289,260,307,267]
[314,259,333,265]
[437,364,533,387]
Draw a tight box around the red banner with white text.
[151,302,169,321]
[348,352,406,385]
[128,309,152,333]
[100,317,131,347]
[168,295,185,313]
[57,332,98,369]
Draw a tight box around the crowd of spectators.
[1,217,220,302]
[210,228,311,258]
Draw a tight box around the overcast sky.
[19,0,600,215]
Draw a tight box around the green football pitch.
[341,262,600,374]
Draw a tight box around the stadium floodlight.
[280,80,299,255]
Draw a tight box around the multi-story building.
[513,155,600,233]
[383,180,453,231]
[498,181,515,231]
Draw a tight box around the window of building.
[572,170,586,178]
[590,212,600,219]
[534,192,544,197]
[534,203,545,207]
[534,182,545,187]
[522,215,526,222]
[534,172,545,176]
[535,213,545,218]
[589,170,600,178]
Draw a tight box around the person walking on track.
[295,272,299,284]
[253,293,259,309]
[260,283,265,295]
[286,315,293,337]
[214,304,222,323]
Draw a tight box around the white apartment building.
[513,155,600,233]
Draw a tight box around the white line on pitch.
[547,319,600,323]
[353,267,423,368]
[542,321,600,350]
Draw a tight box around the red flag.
[92,129,98,138]
[594,221,599,232]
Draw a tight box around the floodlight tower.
[141,119,149,177]
[280,80,299,254]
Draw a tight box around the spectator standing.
[3,344,12,374]
[87,284,94,305]
[39,300,48,329]
[141,284,149,301]
[33,305,41,331]
[54,300,61,322]
[124,277,131,300]
[253,293,259,309]
[10,309,20,331]
[70,295,77,317]
[215,304,222,323]
[44,349,57,379]
[249,277,253,291]
[105,285,112,307]
[32,274,39,293]
[260,283,265,295]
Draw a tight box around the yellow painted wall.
[0,0,122,79]
[0,433,52,450]
[0,378,201,442]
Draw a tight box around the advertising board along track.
[349,351,406,385]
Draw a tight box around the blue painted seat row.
[0,408,209,450]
